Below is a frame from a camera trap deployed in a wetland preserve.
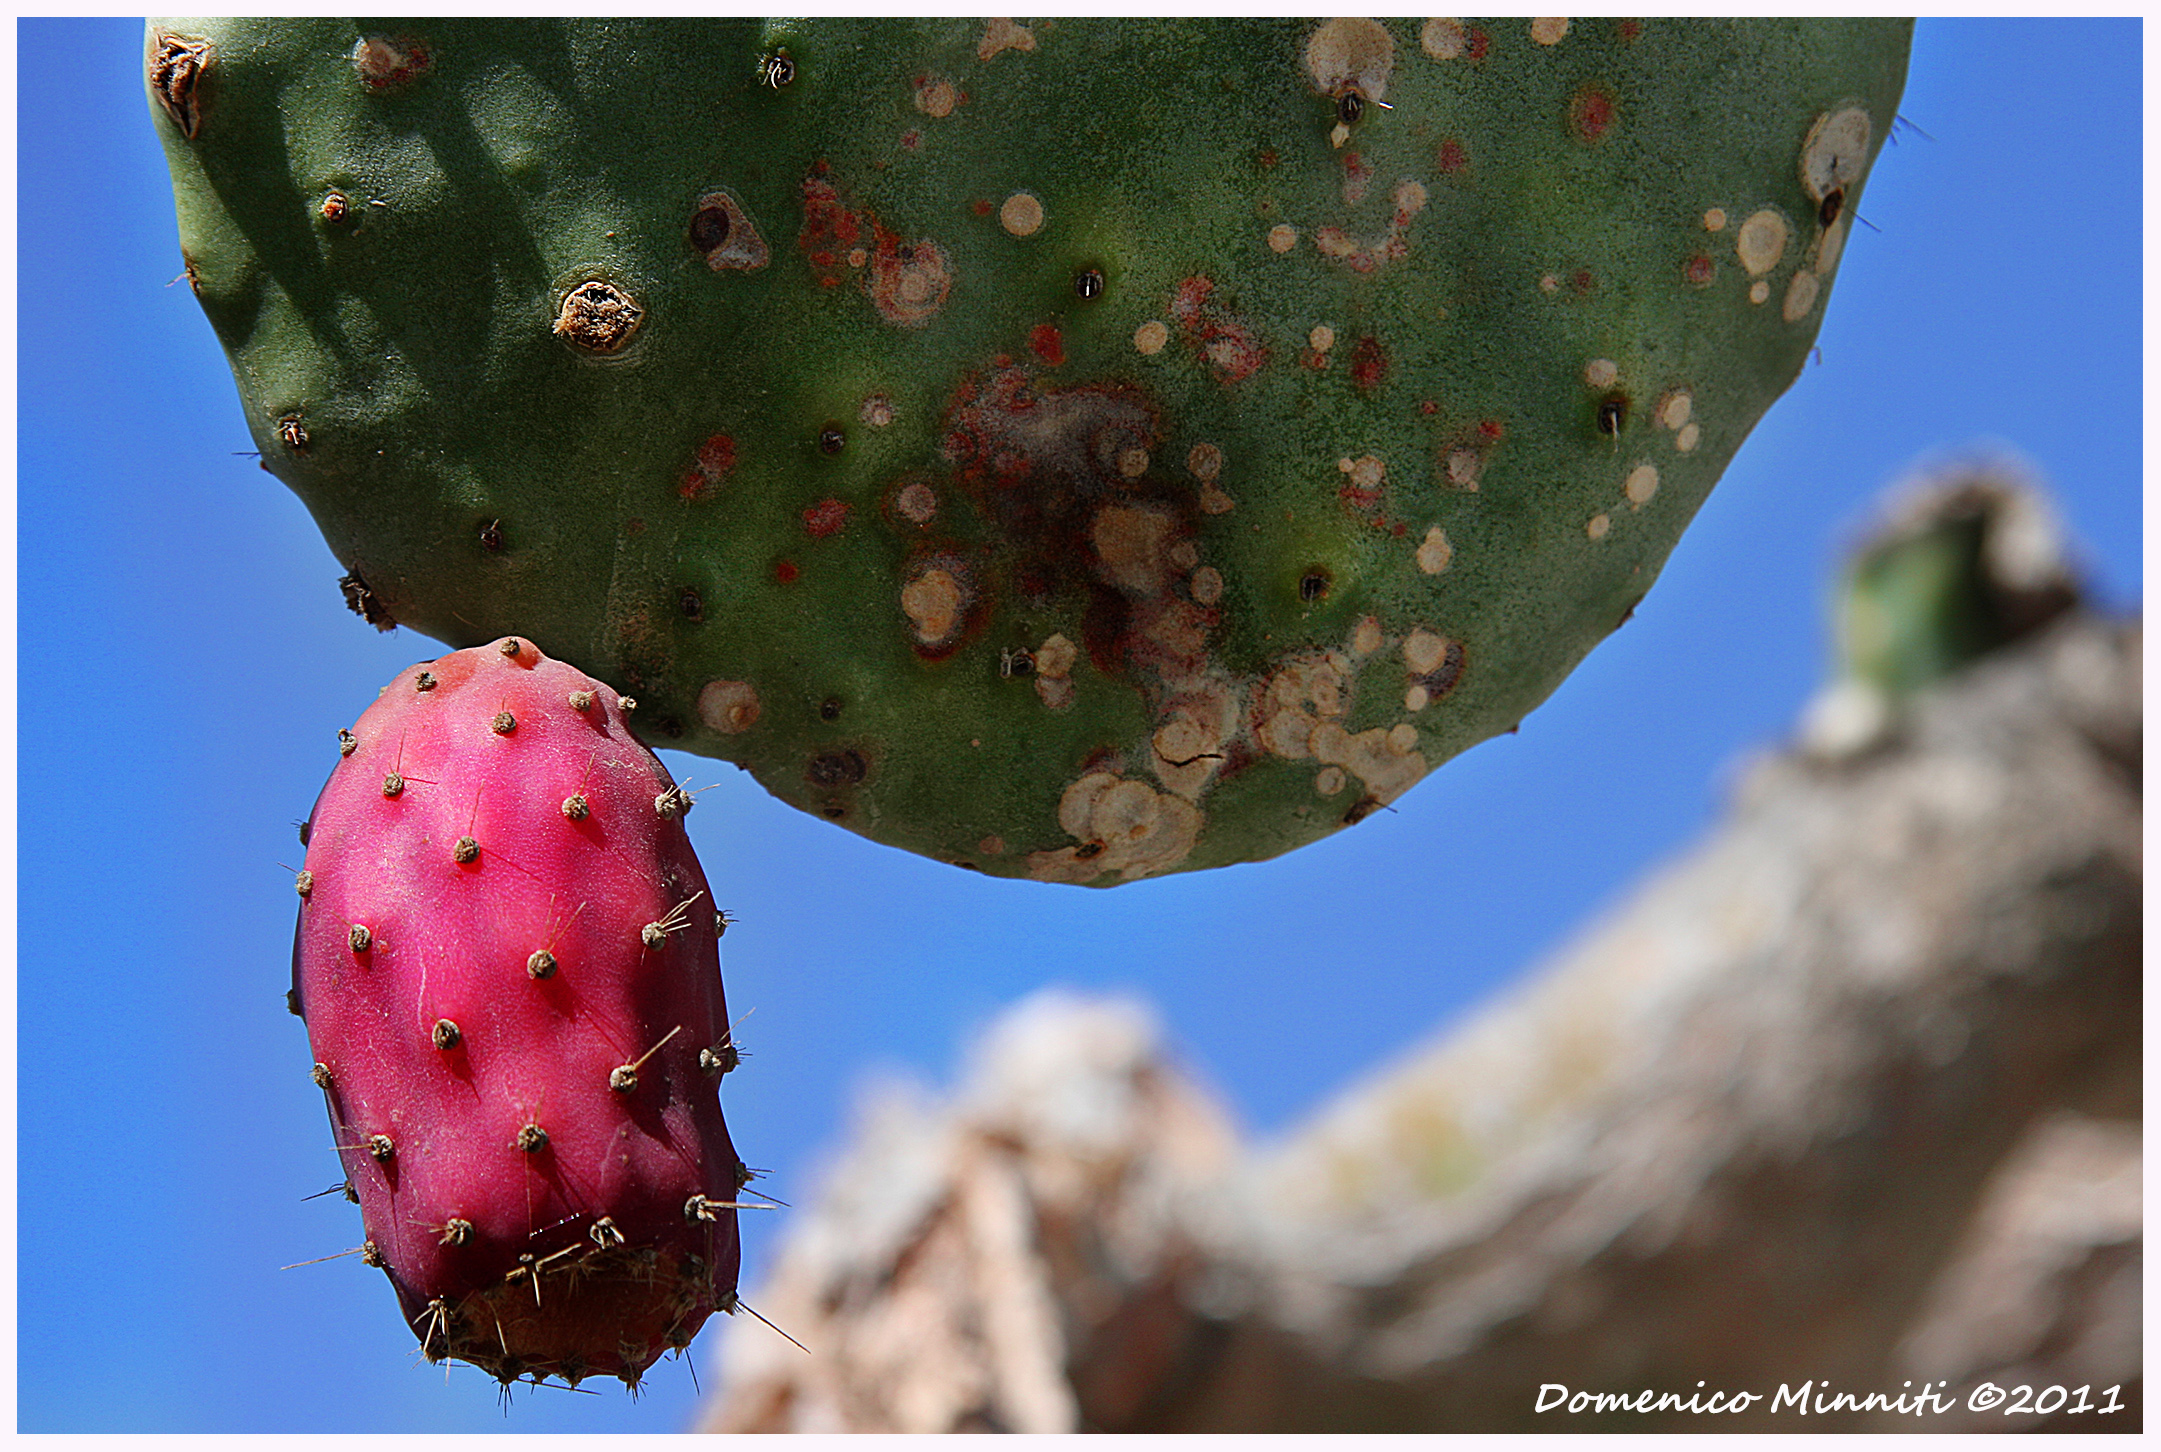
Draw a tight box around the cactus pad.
[153,18,1910,882]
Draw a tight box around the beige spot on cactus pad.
[1258,655,1352,760]
[1446,449,1483,489]
[1404,629,1453,675]
[1309,324,1337,353]
[1168,540,1200,572]
[1782,269,1821,322]
[860,394,895,427]
[1305,18,1395,103]
[1133,320,1170,355]
[1117,447,1151,480]
[1587,512,1611,539]
[1625,463,1659,509]
[1676,422,1701,452]
[1152,712,1224,796]
[1584,358,1619,389]
[1404,683,1430,712]
[999,193,1043,237]
[1183,446,1235,507]
[870,237,952,326]
[1815,214,1849,276]
[1034,634,1077,679]
[1028,773,1201,882]
[977,18,1036,62]
[1340,454,1385,492]
[1657,390,1693,430]
[977,835,1006,856]
[1408,631,1466,702]
[1033,634,1077,708]
[1268,224,1299,254]
[1749,280,1770,305]
[1735,210,1789,276]
[1386,722,1420,754]
[1352,616,1383,656]
[1315,766,1347,796]
[900,561,969,648]
[697,679,761,734]
[1421,18,1466,60]
[1190,565,1224,605]
[913,77,959,117]
[894,480,937,525]
[1702,207,1727,232]
[1149,721,1218,764]
[1529,17,1571,44]
[1310,720,1429,806]
[1416,525,1454,575]
[1800,107,1872,200]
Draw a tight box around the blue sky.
[17,18,2142,1434]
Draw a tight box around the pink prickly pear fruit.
[291,635,746,1388]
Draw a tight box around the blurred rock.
[700,574,2138,1430]
[702,991,1239,1432]
[1172,608,2139,1432]
[1881,1111,2141,1431]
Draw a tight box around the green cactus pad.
[150,18,1910,883]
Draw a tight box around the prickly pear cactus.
[292,636,746,1386]
[151,18,1910,883]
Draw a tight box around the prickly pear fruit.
[154,18,1910,883]
[291,636,744,1387]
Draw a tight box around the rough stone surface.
[705,992,1238,1431]
[1880,1111,2142,1431]
[699,606,2140,1431]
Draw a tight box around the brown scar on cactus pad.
[146,28,211,139]
[351,34,429,90]
[688,190,768,272]
[977,18,1035,62]
[154,18,1909,886]
[553,279,643,354]
[291,638,742,1384]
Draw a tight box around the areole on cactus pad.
[151,17,1911,884]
